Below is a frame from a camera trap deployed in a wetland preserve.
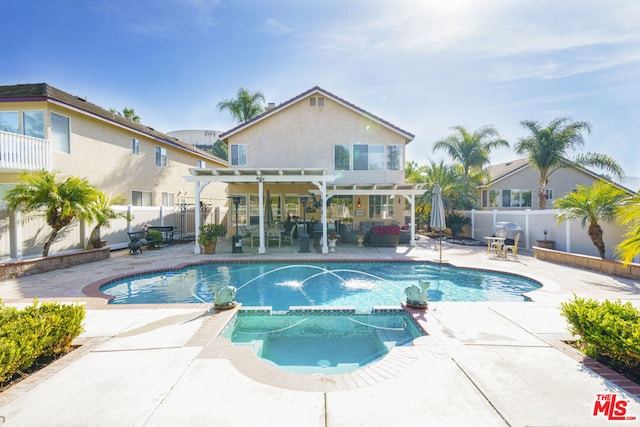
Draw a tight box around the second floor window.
[155,146,167,167]
[23,111,45,139]
[230,144,247,166]
[50,112,70,153]
[353,144,384,171]
[197,160,206,168]
[0,111,18,133]
[132,138,139,155]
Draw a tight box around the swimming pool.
[221,308,424,375]
[99,261,541,310]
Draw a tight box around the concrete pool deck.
[1,237,640,426]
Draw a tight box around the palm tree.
[516,117,624,209]
[122,108,141,122]
[217,88,266,123]
[87,193,127,249]
[616,193,640,265]
[4,170,100,257]
[555,181,626,259]
[433,125,509,178]
[108,107,141,122]
[413,160,478,216]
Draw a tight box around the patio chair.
[503,233,520,260]
[491,229,507,256]
[281,226,295,246]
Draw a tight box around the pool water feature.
[221,308,424,375]
[100,262,541,309]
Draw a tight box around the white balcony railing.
[0,131,52,172]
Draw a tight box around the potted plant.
[198,223,227,254]
[328,231,338,252]
[356,229,365,247]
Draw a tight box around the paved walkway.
[1,238,640,426]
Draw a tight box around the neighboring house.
[0,83,227,207]
[478,158,632,210]
[187,86,425,253]
[167,129,222,151]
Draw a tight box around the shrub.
[561,296,640,370]
[445,212,471,238]
[0,300,85,383]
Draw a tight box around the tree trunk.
[588,221,606,259]
[42,229,61,257]
[87,226,101,249]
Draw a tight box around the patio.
[1,237,639,426]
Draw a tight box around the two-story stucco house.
[187,86,425,254]
[478,158,632,210]
[0,83,226,207]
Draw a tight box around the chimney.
[265,102,276,112]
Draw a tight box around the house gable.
[221,87,413,185]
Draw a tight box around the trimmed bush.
[561,296,640,370]
[0,300,85,383]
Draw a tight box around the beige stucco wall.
[226,95,408,185]
[222,94,411,227]
[483,165,604,210]
[1,101,227,209]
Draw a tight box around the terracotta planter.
[203,241,217,254]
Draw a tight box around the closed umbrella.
[264,190,274,226]
[430,183,446,262]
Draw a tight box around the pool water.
[101,261,541,310]
[221,309,424,374]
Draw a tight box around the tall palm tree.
[516,117,624,209]
[433,125,509,178]
[4,170,100,256]
[616,193,640,265]
[555,181,626,259]
[217,88,266,123]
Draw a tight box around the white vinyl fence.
[467,208,630,260]
[0,204,228,262]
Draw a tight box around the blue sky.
[4,0,639,183]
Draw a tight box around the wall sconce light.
[356,197,361,208]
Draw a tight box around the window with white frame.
[317,97,324,106]
[197,159,205,168]
[132,190,152,206]
[0,111,45,138]
[368,195,395,219]
[230,144,247,166]
[155,146,167,167]
[353,144,384,171]
[161,192,175,207]
[334,144,350,170]
[309,97,316,106]
[500,189,532,208]
[131,138,139,155]
[50,112,70,153]
[546,189,553,200]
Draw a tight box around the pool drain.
[317,359,331,368]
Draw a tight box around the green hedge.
[0,300,85,383]
[561,296,640,369]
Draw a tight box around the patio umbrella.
[430,183,446,262]
[264,189,274,226]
